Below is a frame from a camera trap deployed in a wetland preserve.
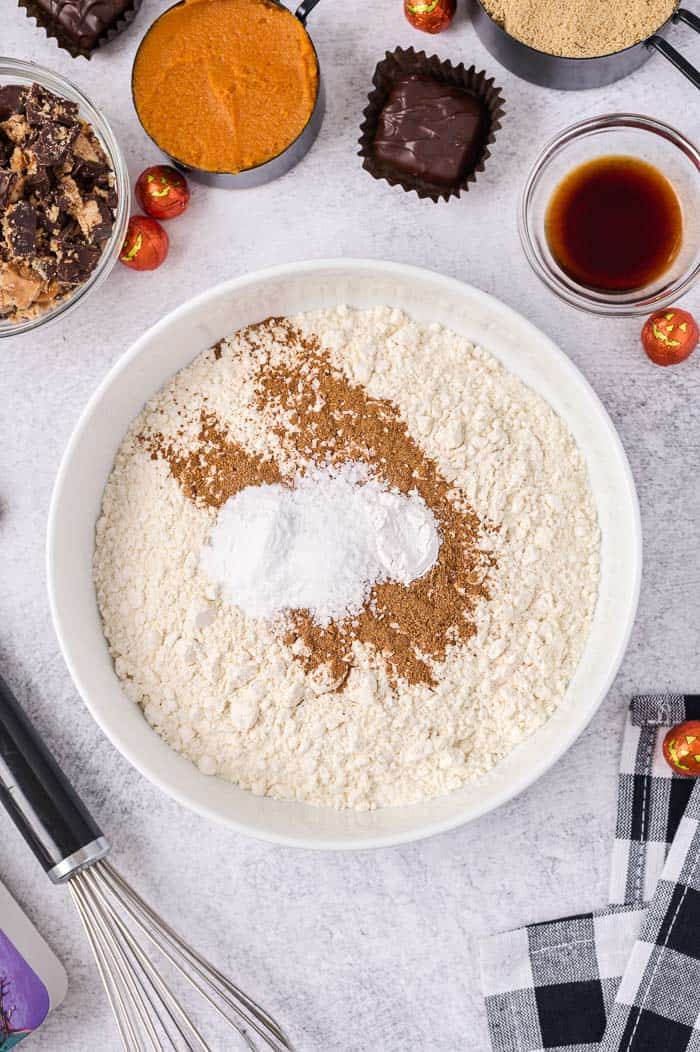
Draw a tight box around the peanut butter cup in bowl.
[131,0,325,188]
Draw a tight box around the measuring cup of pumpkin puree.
[132,0,324,188]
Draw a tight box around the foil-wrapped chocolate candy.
[664,721,700,776]
[404,0,456,34]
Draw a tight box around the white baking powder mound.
[200,461,440,625]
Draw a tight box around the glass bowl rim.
[0,56,130,339]
[518,112,700,318]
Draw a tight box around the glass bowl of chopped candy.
[0,58,129,338]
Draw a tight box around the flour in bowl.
[94,307,600,810]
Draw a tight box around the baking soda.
[200,462,440,625]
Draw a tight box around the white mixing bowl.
[47,259,641,849]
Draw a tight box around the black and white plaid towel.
[481,694,700,1052]
[611,694,700,906]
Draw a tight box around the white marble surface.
[1,3,699,1050]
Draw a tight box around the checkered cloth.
[602,781,700,1051]
[611,694,700,906]
[481,694,700,1052]
[481,905,646,1051]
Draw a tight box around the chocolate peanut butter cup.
[0,80,118,324]
[359,47,505,203]
[18,0,142,59]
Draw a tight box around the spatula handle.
[0,673,109,883]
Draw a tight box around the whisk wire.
[70,885,128,1045]
[78,874,182,1052]
[79,868,212,1052]
[94,866,253,1051]
[71,878,155,1052]
[100,862,287,1051]
[67,860,292,1052]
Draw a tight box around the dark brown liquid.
[545,155,683,293]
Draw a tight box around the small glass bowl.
[519,114,700,317]
[0,58,129,339]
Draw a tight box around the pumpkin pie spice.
[146,318,493,688]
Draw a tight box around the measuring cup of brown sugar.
[472,0,700,90]
[519,114,700,317]
[131,0,324,188]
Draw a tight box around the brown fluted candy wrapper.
[18,0,142,59]
[359,46,505,203]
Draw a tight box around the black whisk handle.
[0,673,109,883]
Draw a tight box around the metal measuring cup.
[131,0,324,188]
[471,1,700,91]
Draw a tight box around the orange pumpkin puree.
[132,0,319,173]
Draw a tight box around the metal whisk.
[0,673,293,1051]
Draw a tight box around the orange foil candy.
[663,721,700,777]
[120,216,169,271]
[641,307,698,367]
[136,166,190,221]
[404,0,456,33]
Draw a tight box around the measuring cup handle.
[646,34,700,88]
[675,8,700,32]
[295,0,322,24]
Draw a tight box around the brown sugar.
[481,0,675,57]
[132,0,319,173]
[147,319,494,690]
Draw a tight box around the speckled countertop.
[1,3,699,1049]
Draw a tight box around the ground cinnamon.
[148,415,282,509]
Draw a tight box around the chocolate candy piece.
[37,206,64,237]
[373,75,485,187]
[56,241,100,283]
[31,255,57,283]
[0,85,27,121]
[0,133,12,166]
[72,156,109,191]
[25,169,54,197]
[90,197,115,240]
[3,201,37,256]
[34,0,136,53]
[31,120,79,165]
[94,179,118,209]
[25,83,78,127]
[0,170,17,208]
